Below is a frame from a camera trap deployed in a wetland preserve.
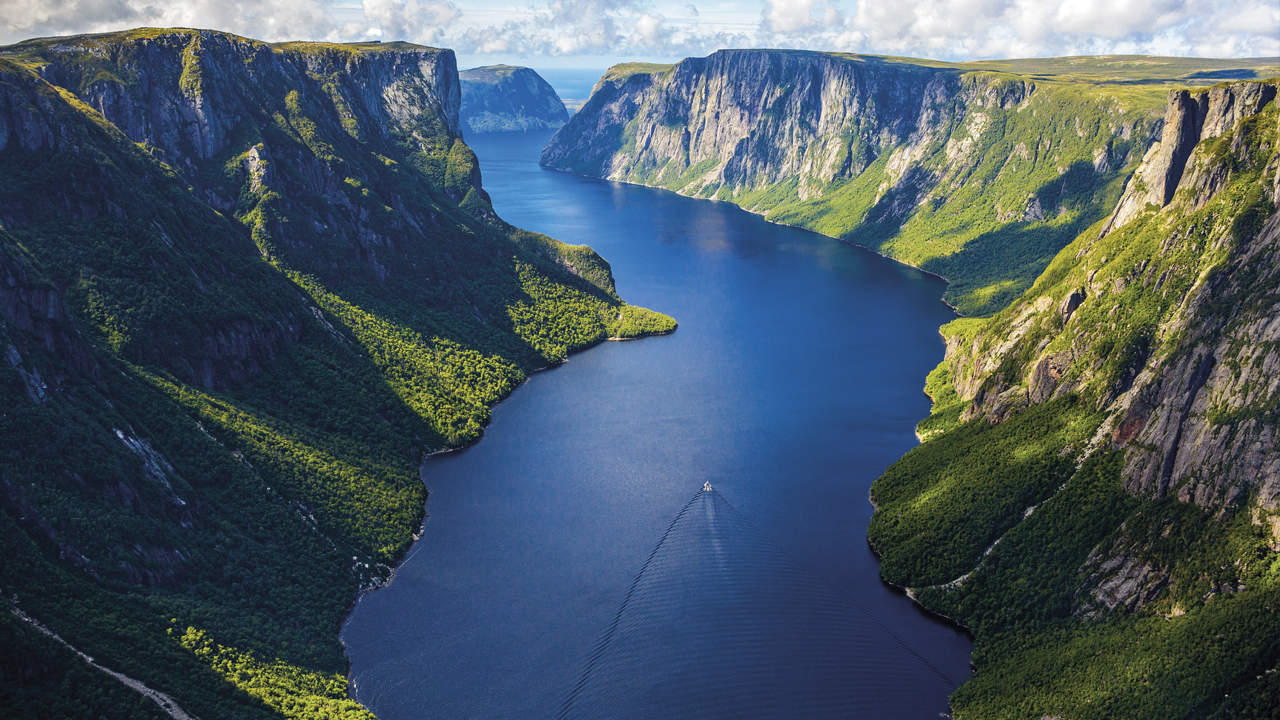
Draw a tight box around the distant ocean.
[536,68,607,113]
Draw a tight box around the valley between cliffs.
[547,51,1280,717]
[3,27,1279,718]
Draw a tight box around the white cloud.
[761,0,842,34]
[448,0,753,57]
[0,0,1275,60]
[815,0,1280,59]
[363,0,461,43]
[0,0,350,44]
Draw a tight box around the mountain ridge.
[543,49,1280,315]
[0,27,672,718]
[5,29,1277,718]
[879,78,1280,718]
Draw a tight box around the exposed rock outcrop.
[862,79,1280,717]
[0,244,98,386]
[542,51,957,199]
[1117,215,1280,510]
[0,55,305,390]
[542,50,1162,314]
[1104,82,1278,233]
[30,32,462,174]
[951,81,1280,514]
[1081,549,1169,614]
[928,81,1280,620]
[0,27,669,719]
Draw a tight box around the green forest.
[3,24,1277,720]
[870,85,1280,718]
[0,30,671,719]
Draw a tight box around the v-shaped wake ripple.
[558,489,956,719]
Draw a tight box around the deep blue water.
[341,130,972,719]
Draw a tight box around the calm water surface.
[341,130,972,718]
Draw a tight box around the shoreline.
[548,163,975,648]
[338,321,676,697]
[599,164,982,675]
[596,165,977,671]
[540,166,965,317]
[344,161,964,712]
[866,494,977,645]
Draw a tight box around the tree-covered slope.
[870,80,1280,718]
[543,50,1280,315]
[0,29,671,718]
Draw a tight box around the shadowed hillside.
[0,28,671,718]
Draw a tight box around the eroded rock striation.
[869,80,1280,718]
[563,48,1280,717]
[1105,82,1278,233]
[951,80,1280,514]
[542,50,1173,314]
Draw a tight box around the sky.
[2,0,1278,69]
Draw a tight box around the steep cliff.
[870,80,1280,718]
[460,64,568,133]
[544,51,1279,315]
[0,29,671,719]
[937,80,1280,511]
[549,48,1280,717]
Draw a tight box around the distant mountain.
[460,64,569,133]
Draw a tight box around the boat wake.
[558,487,958,719]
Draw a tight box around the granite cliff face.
[1105,81,1278,233]
[0,29,670,719]
[543,51,950,195]
[35,33,461,172]
[0,51,308,392]
[543,50,1168,314]
[949,80,1280,513]
[870,80,1280,718]
[460,64,568,133]
[19,31,493,262]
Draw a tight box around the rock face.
[543,51,954,196]
[0,52,306,391]
[542,50,1163,315]
[26,32,475,208]
[0,245,99,397]
[460,64,568,133]
[867,80,1280,717]
[931,80,1280,630]
[0,28,668,719]
[1104,82,1279,233]
[951,80,1280,515]
[37,33,460,172]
